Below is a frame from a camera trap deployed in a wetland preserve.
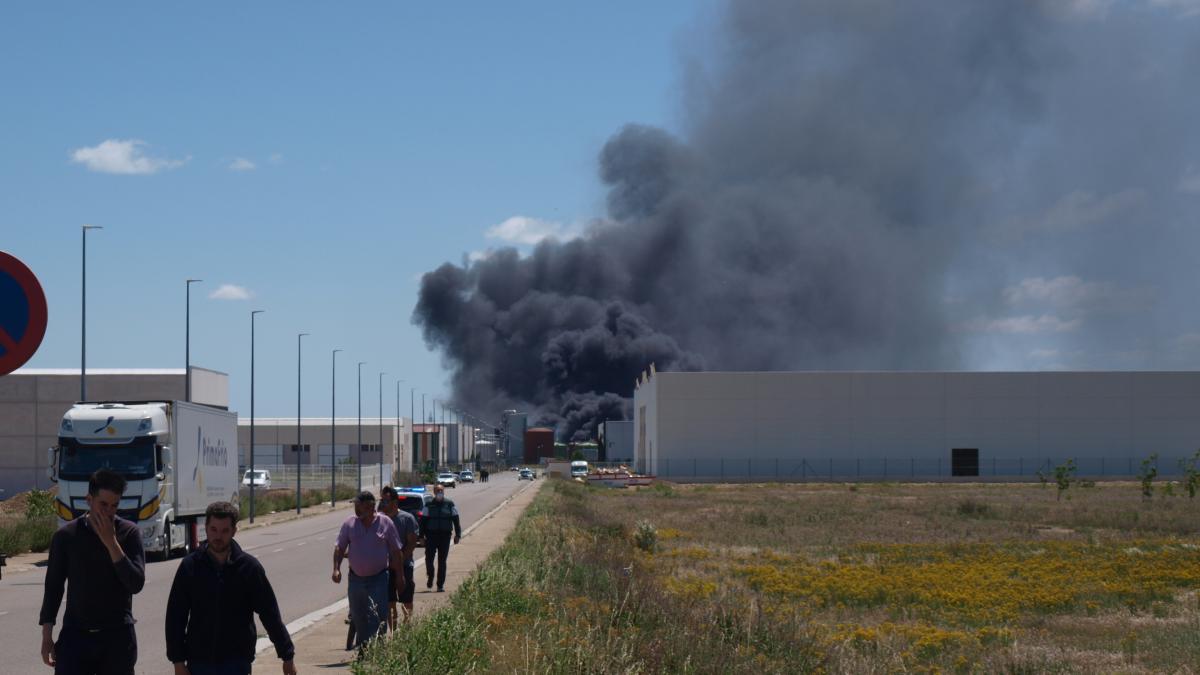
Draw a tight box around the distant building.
[634,370,1200,481]
[236,417,410,477]
[599,420,634,463]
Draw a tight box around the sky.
[5,1,1200,432]
[1,1,705,421]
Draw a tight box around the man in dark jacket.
[419,484,462,592]
[40,468,146,675]
[165,501,295,675]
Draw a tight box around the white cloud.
[228,158,256,171]
[961,314,1082,334]
[485,216,581,245]
[467,250,491,263]
[208,284,252,301]
[1179,166,1200,194]
[994,188,1145,239]
[269,153,284,165]
[1002,276,1152,313]
[70,139,186,175]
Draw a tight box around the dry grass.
[363,479,1200,673]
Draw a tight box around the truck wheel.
[162,522,173,561]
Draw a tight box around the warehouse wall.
[633,371,1200,480]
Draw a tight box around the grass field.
[359,479,1200,674]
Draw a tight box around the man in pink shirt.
[332,491,402,651]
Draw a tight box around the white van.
[570,460,589,478]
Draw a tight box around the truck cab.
[570,460,589,478]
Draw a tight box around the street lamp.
[378,371,386,490]
[80,224,102,401]
[295,332,310,514]
[249,309,264,523]
[357,361,366,494]
[410,387,416,472]
[331,348,342,507]
[395,379,405,482]
[185,279,203,402]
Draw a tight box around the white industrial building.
[633,371,1200,481]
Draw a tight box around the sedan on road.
[242,469,272,489]
[437,472,458,488]
[518,468,534,481]
[458,470,475,483]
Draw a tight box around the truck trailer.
[48,400,238,557]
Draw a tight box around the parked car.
[458,470,475,483]
[242,469,272,489]
[518,468,534,481]
[436,472,458,488]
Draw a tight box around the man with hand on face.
[332,492,403,652]
[39,468,146,675]
[419,484,461,593]
[165,501,295,675]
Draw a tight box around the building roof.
[13,366,228,376]
[239,417,409,427]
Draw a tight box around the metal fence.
[624,456,1198,482]
[239,464,394,492]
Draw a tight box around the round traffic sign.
[0,251,49,376]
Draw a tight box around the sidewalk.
[252,480,543,674]
[0,496,352,577]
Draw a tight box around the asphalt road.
[0,472,530,675]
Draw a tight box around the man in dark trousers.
[165,501,295,675]
[378,487,419,628]
[420,484,462,592]
[39,468,146,674]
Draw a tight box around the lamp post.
[410,387,416,472]
[331,348,342,507]
[395,379,405,482]
[378,371,386,490]
[357,361,366,493]
[249,310,264,523]
[421,393,426,470]
[80,224,102,401]
[185,279,203,402]
[295,332,309,514]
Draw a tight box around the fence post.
[992,457,996,476]
[938,457,942,477]
[694,457,697,477]
[748,458,751,478]
[776,458,780,478]
[829,458,833,480]
[1101,457,1105,476]
[720,458,724,479]
[911,457,914,478]
[1019,457,1023,476]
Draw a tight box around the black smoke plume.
[415,0,1200,439]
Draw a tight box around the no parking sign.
[0,251,48,376]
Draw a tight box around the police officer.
[419,484,461,592]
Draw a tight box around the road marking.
[272,548,284,553]
[0,611,9,617]
[255,480,535,655]
[296,541,306,546]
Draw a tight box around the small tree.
[1178,450,1200,499]
[1054,459,1077,501]
[1137,454,1158,501]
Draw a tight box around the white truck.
[570,460,589,479]
[48,400,239,558]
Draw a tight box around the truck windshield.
[58,437,157,481]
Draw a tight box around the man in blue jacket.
[165,501,295,675]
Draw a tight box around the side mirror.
[46,447,57,482]
[158,445,173,472]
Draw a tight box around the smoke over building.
[414,1,1200,440]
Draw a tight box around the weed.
[1054,459,1076,501]
[1138,454,1159,501]
[956,498,991,518]
[24,490,55,519]
[633,519,658,553]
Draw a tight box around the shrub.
[1054,459,1076,501]
[0,515,57,556]
[1178,450,1200,498]
[24,490,55,519]
[633,518,658,553]
[1138,454,1159,501]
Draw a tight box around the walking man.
[378,487,419,628]
[332,491,403,650]
[165,502,296,675]
[420,484,461,592]
[39,468,146,674]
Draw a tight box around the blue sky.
[1,2,704,419]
